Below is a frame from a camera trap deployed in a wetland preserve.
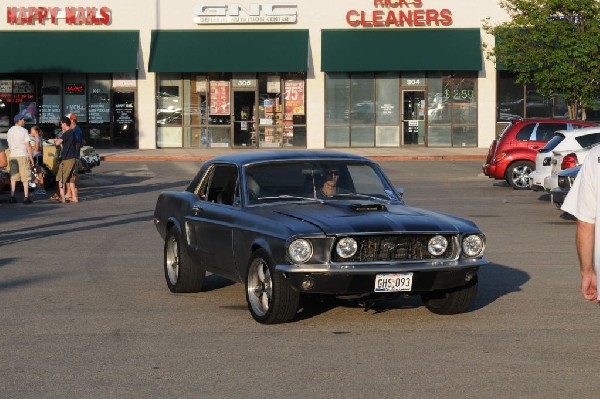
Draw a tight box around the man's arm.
[0,150,6,168]
[24,140,34,165]
[576,219,598,302]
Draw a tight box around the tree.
[483,0,600,120]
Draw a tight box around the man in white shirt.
[561,144,600,303]
[7,114,34,204]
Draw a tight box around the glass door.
[112,91,136,147]
[402,90,425,145]
[233,91,256,147]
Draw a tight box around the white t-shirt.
[561,144,600,299]
[6,125,30,157]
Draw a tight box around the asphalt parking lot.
[1,159,600,398]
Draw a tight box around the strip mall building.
[2,1,547,151]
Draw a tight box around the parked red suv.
[482,119,595,189]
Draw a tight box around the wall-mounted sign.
[346,0,452,28]
[65,83,85,95]
[6,6,111,25]
[232,73,257,89]
[193,3,297,25]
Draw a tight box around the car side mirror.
[396,187,404,198]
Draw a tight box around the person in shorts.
[7,114,34,204]
[52,117,79,203]
[30,125,46,195]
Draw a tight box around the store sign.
[6,6,111,25]
[193,3,297,24]
[346,0,452,27]
[65,83,85,95]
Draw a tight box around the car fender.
[494,149,537,178]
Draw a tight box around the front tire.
[421,276,478,315]
[506,161,534,190]
[164,228,205,293]
[245,249,300,324]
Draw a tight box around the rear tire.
[164,228,205,293]
[506,161,534,190]
[421,276,478,315]
[245,249,299,324]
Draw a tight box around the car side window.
[207,164,239,206]
[535,123,568,142]
[576,133,600,148]
[515,124,536,141]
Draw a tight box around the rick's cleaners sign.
[347,0,452,27]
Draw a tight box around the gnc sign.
[193,3,297,24]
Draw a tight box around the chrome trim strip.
[276,258,488,274]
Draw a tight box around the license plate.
[374,273,413,292]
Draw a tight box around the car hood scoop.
[349,203,387,212]
[270,202,472,235]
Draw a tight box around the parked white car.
[528,127,600,192]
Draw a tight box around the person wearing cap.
[6,114,35,203]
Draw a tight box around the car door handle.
[191,205,203,213]
[530,145,540,150]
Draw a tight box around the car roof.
[511,118,595,124]
[206,150,371,166]
[561,126,600,138]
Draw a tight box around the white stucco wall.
[2,0,512,149]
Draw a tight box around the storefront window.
[157,73,183,147]
[326,73,350,125]
[63,73,87,123]
[88,75,111,147]
[351,74,375,125]
[0,77,37,134]
[376,73,400,146]
[427,72,477,147]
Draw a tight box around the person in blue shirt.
[65,113,82,201]
[51,117,79,203]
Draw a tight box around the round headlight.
[288,239,313,263]
[336,237,358,259]
[462,234,484,257]
[428,235,448,256]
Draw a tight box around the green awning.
[0,31,139,73]
[321,29,482,72]
[149,30,309,72]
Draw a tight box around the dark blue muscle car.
[153,150,488,324]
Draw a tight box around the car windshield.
[245,161,399,205]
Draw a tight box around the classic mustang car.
[153,151,488,324]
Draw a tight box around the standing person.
[30,125,46,195]
[561,144,600,304]
[65,113,82,200]
[52,117,79,204]
[7,115,34,204]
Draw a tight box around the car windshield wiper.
[329,193,390,203]
[257,195,324,203]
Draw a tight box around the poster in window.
[284,81,304,115]
[209,81,230,115]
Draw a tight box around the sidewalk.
[97,146,489,161]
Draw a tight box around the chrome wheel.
[247,258,272,317]
[165,235,179,285]
[507,161,534,190]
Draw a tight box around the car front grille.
[332,234,456,262]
